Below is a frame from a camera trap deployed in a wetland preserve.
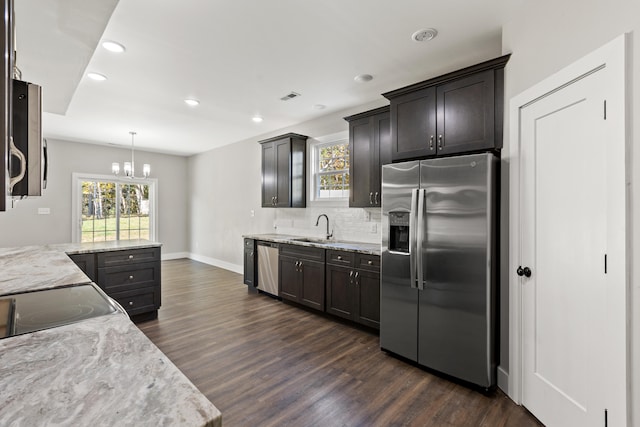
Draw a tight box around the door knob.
[516,266,532,278]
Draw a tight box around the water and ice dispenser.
[388,211,410,253]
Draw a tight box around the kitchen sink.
[290,237,333,244]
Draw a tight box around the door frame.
[508,34,629,422]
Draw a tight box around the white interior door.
[519,69,609,426]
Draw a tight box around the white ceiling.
[15,0,505,156]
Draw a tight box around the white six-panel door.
[510,35,627,426]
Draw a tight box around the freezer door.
[418,153,497,388]
[380,161,420,361]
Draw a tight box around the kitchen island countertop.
[0,240,162,295]
[0,242,222,427]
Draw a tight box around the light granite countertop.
[242,233,381,256]
[0,242,222,427]
[0,240,162,295]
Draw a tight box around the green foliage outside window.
[316,141,349,199]
[81,181,151,242]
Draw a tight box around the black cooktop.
[0,283,119,339]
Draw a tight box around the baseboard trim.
[162,252,190,261]
[188,253,243,274]
[497,365,509,395]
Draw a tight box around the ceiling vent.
[280,91,301,101]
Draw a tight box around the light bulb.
[143,164,151,178]
[112,162,120,175]
[124,162,132,177]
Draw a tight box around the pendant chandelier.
[112,131,150,178]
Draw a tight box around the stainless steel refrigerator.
[380,152,498,389]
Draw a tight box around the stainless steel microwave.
[10,78,46,197]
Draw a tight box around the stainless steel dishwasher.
[256,242,279,297]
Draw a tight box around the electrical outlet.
[250,210,255,217]
[37,208,50,215]
[363,210,371,221]
[369,223,377,233]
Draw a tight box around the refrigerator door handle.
[409,189,419,289]
[416,188,426,291]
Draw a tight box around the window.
[72,174,157,243]
[311,139,350,201]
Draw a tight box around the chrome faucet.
[315,214,333,240]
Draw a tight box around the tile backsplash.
[273,206,381,244]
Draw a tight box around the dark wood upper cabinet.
[344,106,390,208]
[384,54,509,162]
[259,133,307,208]
[0,0,14,212]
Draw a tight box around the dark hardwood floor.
[137,259,543,427]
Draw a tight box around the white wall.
[187,99,388,272]
[0,138,189,256]
[501,0,640,422]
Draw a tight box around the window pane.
[314,141,349,200]
[80,180,151,242]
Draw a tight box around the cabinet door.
[354,269,380,329]
[279,255,299,302]
[436,70,494,156]
[391,86,437,162]
[274,138,291,207]
[349,117,373,207]
[326,264,354,320]
[68,253,97,282]
[299,259,325,311]
[243,239,255,287]
[261,142,277,207]
[371,111,390,206]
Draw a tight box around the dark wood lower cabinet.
[68,246,162,321]
[326,250,380,330]
[278,244,326,311]
[243,238,255,288]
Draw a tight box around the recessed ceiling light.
[102,40,126,53]
[412,28,438,42]
[354,74,373,83]
[252,116,263,123]
[87,72,107,81]
[313,104,326,110]
[184,99,200,107]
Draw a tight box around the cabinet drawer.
[110,289,159,316]
[326,250,354,267]
[355,254,380,272]
[96,247,160,267]
[97,261,160,293]
[279,244,325,262]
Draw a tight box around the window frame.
[71,173,158,243]
[308,131,350,207]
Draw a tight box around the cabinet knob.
[128,301,134,306]
[129,275,134,280]
[438,134,443,149]
[369,192,374,204]
[374,192,379,204]
[128,255,134,260]
[367,260,373,265]
[429,135,434,150]
[337,255,343,260]
[349,270,354,284]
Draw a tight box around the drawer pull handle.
[367,260,373,265]
[128,301,134,306]
[337,255,342,260]
[129,275,134,280]
[129,255,134,260]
